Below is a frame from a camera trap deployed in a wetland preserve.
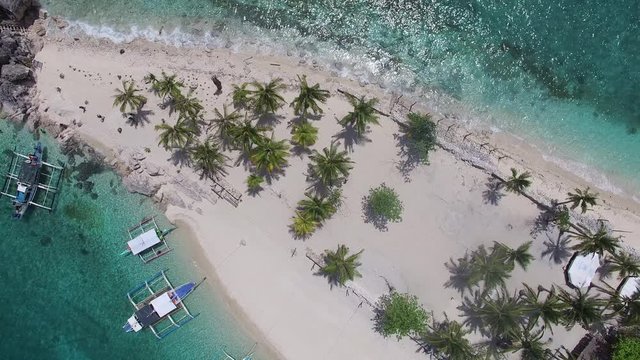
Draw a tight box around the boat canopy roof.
[128,229,161,255]
[618,276,640,298]
[150,292,177,317]
[566,252,600,288]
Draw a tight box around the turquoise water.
[0,121,258,359]
[39,0,640,195]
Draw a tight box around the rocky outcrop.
[0,29,36,117]
[0,0,32,21]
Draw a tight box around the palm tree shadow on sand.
[541,234,572,264]
[443,253,477,296]
[168,148,192,168]
[482,177,506,206]
[125,109,154,128]
[255,113,284,128]
[332,123,372,153]
[393,132,422,182]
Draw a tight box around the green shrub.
[364,183,403,230]
[374,292,428,340]
[613,337,640,360]
[400,112,437,164]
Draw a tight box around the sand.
[30,21,640,360]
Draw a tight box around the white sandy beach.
[29,19,640,360]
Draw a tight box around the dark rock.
[0,0,33,21]
[1,63,31,82]
[0,37,18,51]
[119,49,124,54]
[0,47,10,65]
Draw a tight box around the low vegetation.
[363,183,403,230]
[374,292,428,340]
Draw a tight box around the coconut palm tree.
[152,71,184,100]
[190,139,230,180]
[290,74,330,116]
[246,174,264,193]
[308,142,354,188]
[173,90,204,119]
[338,95,380,136]
[209,104,242,143]
[229,118,266,152]
[143,72,158,86]
[503,168,532,194]
[290,121,319,148]
[232,83,252,109]
[607,252,640,279]
[250,78,286,115]
[298,193,336,223]
[519,284,565,332]
[422,317,475,360]
[493,241,535,271]
[471,245,513,292]
[561,188,598,214]
[290,211,317,238]
[556,288,606,330]
[155,121,194,150]
[508,325,551,360]
[467,288,526,339]
[570,224,621,256]
[113,80,147,114]
[321,244,363,287]
[250,136,290,174]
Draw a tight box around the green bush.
[613,337,640,360]
[364,183,403,230]
[401,112,437,164]
[374,292,428,340]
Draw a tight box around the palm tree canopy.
[471,289,526,338]
[250,136,290,174]
[321,244,363,286]
[290,121,319,148]
[173,90,204,119]
[508,325,550,360]
[154,121,194,150]
[494,241,535,271]
[565,187,598,214]
[250,78,286,114]
[113,80,147,113]
[298,193,337,222]
[152,71,184,99]
[571,224,621,256]
[423,319,475,360]
[557,288,606,330]
[210,104,242,141]
[338,95,380,136]
[190,139,230,180]
[519,284,565,332]
[232,83,252,109]
[471,245,512,291]
[143,72,158,85]
[290,74,330,116]
[229,119,266,152]
[608,252,640,278]
[504,168,532,194]
[308,142,354,188]
[290,211,318,239]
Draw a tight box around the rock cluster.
[0,30,35,116]
[0,0,32,22]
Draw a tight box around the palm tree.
[143,72,158,86]
[508,325,550,360]
[250,136,290,174]
[173,90,204,119]
[190,139,230,180]
[290,211,317,239]
[608,252,640,278]
[561,188,598,214]
[250,78,286,115]
[155,122,193,150]
[519,284,565,332]
[113,80,147,114]
[422,317,475,360]
[290,121,319,148]
[468,289,526,339]
[152,71,184,99]
[494,241,535,271]
[290,74,330,116]
[229,118,266,152]
[298,193,336,222]
[308,142,354,188]
[338,95,380,136]
[570,224,620,256]
[232,83,252,109]
[246,174,264,193]
[321,244,363,287]
[209,104,242,143]
[556,288,606,330]
[471,245,512,291]
[503,168,532,194]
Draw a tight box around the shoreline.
[26,17,640,360]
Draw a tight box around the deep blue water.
[37,0,640,195]
[0,121,258,359]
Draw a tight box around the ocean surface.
[0,121,261,359]
[39,0,640,196]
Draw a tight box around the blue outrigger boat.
[123,270,202,339]
[0,142,64,219]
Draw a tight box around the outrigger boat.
[0,142,64,219]
[123,270,202,339]
[122,217,175,263]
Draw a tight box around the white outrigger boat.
[123,270,203,339]
[0,142,64,219]
[122,217,175,263]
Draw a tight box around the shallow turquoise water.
[39,0,640,194]
[0,121,257,359]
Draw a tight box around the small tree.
[321,244,363,287]
[290,121,319,148]
[375,292,428,340]
[246,174,264,193]
[364,183,403,230]
[113,80,147,114]
[398,112,437,165]
[562,187,599,214]
[250,78,286,115]
[290,74,330,116]
[339,95,380,137]
[613,337,640,360]
[503,168,532,194]
[290,211,317,239]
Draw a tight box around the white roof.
[567,252,600,288]
[127,229,161,255]
[127,315,143,332]
[619,276,640,298]
[17,183,27,192]
[150,292,177,317]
